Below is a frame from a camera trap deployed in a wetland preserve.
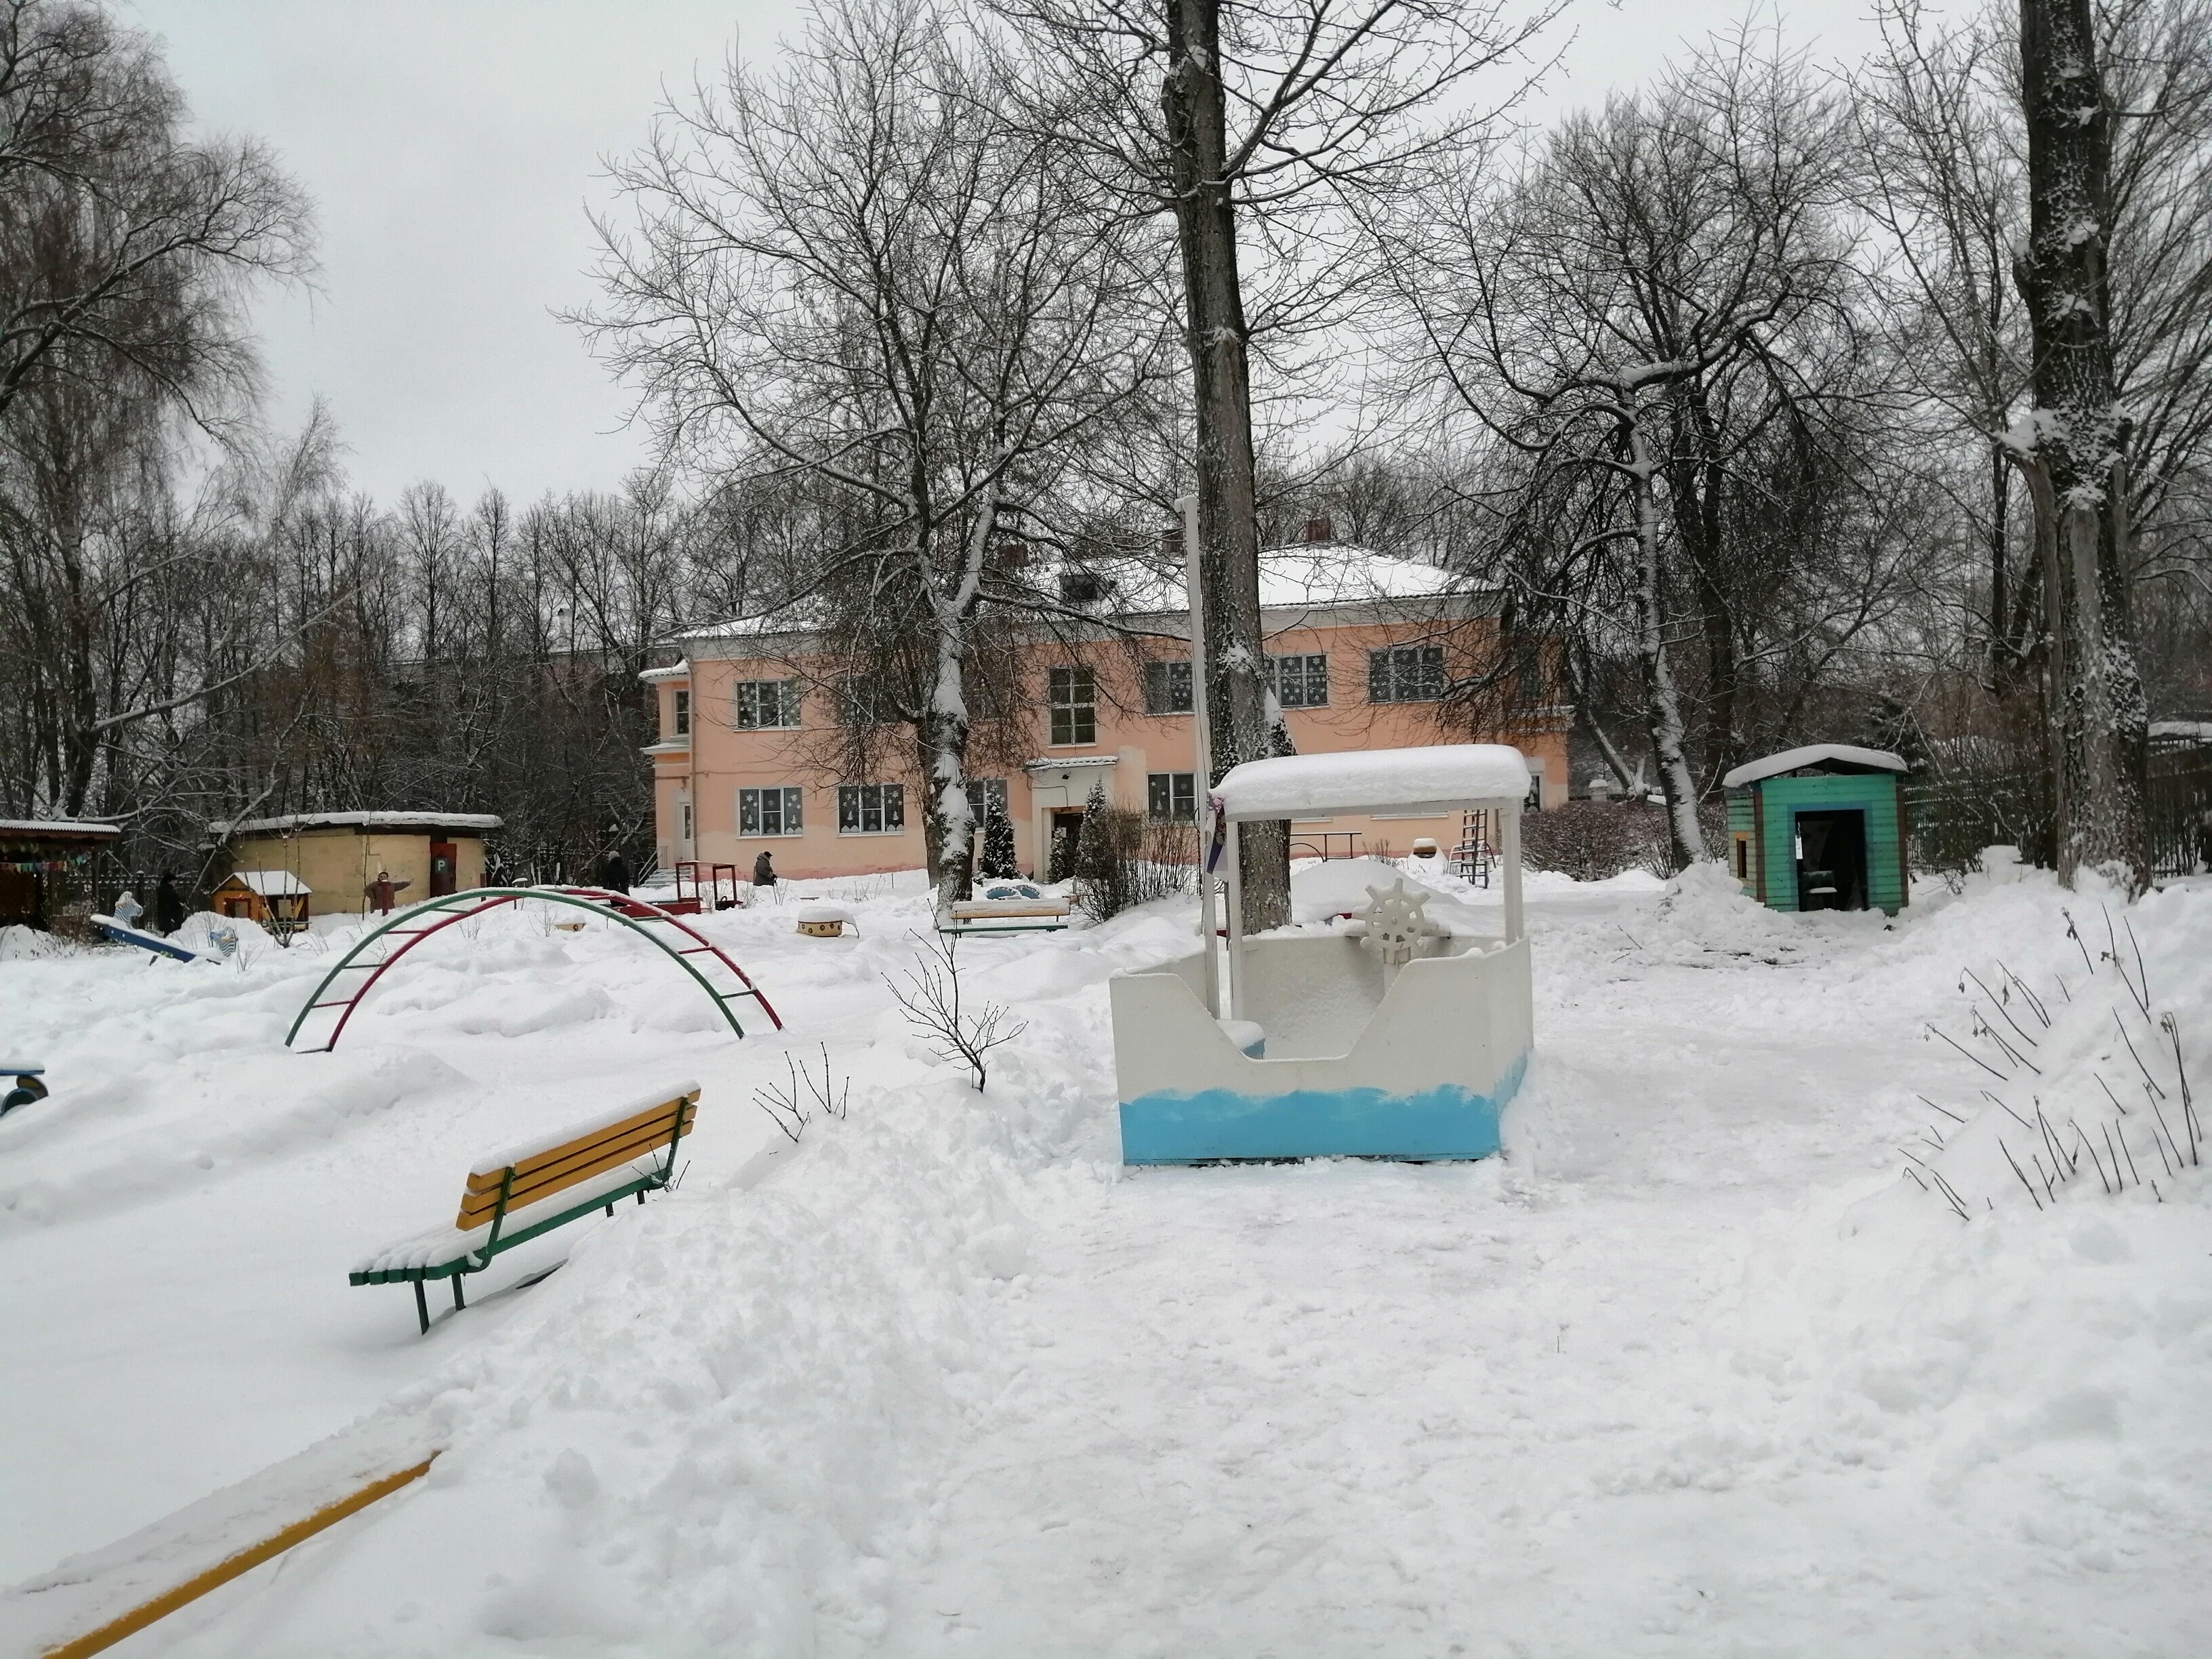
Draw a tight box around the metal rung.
[307,1000,356,1010]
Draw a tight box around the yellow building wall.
[223,830,488,915]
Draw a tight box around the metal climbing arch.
[285,886,783,1053]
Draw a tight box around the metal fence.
[1906,747,2210,879]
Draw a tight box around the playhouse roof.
[1721,744,1908,790]
[220,870,312,897]
[211,811,503,837]
[1215,744,1530,821]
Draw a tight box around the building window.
[735,679,801,729]
[1147,771,1197,823]
[672,689,691,736]
[1143,659,1193,715]
[1368,644,1445,703]
[739,787,804,837]
[680,802,693,842]
[1048,666,1097,745]
[964,777,1007,823]
[1269,653,1329,709]
[837,783,906,835]
[1732,832,1750,880]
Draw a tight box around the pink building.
[640,538,1570,882]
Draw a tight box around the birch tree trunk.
[923,487,998,918]
[2013,0,2150,892]
[1162,0,1289,933]
[1626,415,1706,869]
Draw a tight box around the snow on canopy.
[0,819,119,837]
[209,811,504,835]
[1720,743,1907,790]
[1216,743,1530,821]
[224,870,311,897]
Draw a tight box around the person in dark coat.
[365,870,411,916]
[752,850,777,888]
[154,873,186,935]
[599,850,632,895]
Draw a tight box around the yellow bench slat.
[463,1092,699,1192]
[454,1105,696,1229]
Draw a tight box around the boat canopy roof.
[1214,744,1531,823]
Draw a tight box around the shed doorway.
[1795,809,1867,911]
[428,840,457,898]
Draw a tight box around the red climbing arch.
[287,886,782,1053]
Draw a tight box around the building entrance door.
[1048,810,1085,882]
[428,840,457,898]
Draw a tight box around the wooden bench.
[941,895,1073,935]
[348,1082,700,1333]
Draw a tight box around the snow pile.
[1898,882,2209,1217]
[335,1054,1100,1653]
[0,924,74,962]
[5,860,2211,1653]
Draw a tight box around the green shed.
[1721,744,1910,916]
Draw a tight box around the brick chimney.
[1305,515,1333,545]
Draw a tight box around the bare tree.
[583,0,1169,915]
[1390,41,1858,869]
[1000,0,1561,929]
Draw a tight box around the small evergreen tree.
[1073,782,1134,921]
[980,809,1018,879]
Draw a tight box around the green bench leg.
[452,1275,466,1312]
[413,1280,429,1336]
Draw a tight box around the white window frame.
[735,678,802,730]
[1269,653,1329,709]
[672,689,691,735]
[1147,771,1197,823]
[738,785,805,838]
[1368,644,1446,703]
[1142,659,1193,716]
[1048,665,1097,746]
[837,782,907,836]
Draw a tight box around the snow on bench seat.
[350,1161,671,1277]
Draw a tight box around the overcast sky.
[125,0,1886,506]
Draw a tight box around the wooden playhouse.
[209,870,312,935]
[1722,744,1910,916]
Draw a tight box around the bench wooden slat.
[463,1090,699,1191]
[454,1105,695,1228]
[949,900,1069,920]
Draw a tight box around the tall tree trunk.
[2013,0,2150,892]
[1667,385,1738,787]
[1162,0,1288,931]
[1626,416,1706,870]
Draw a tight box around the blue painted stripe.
[1120,1052,1528,1165]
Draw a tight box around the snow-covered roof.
[0,819,121,838]
[676,545,1480,652]
[220,869,311,897]
[212,811,503,836]
[1097,545,1462,615]
[638,659,691,684]
[1721,745,1908,790]
[1216,744,1531,821]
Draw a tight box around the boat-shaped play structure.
[1111,744,1532,1164]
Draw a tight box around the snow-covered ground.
[1,861,2207,1656]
